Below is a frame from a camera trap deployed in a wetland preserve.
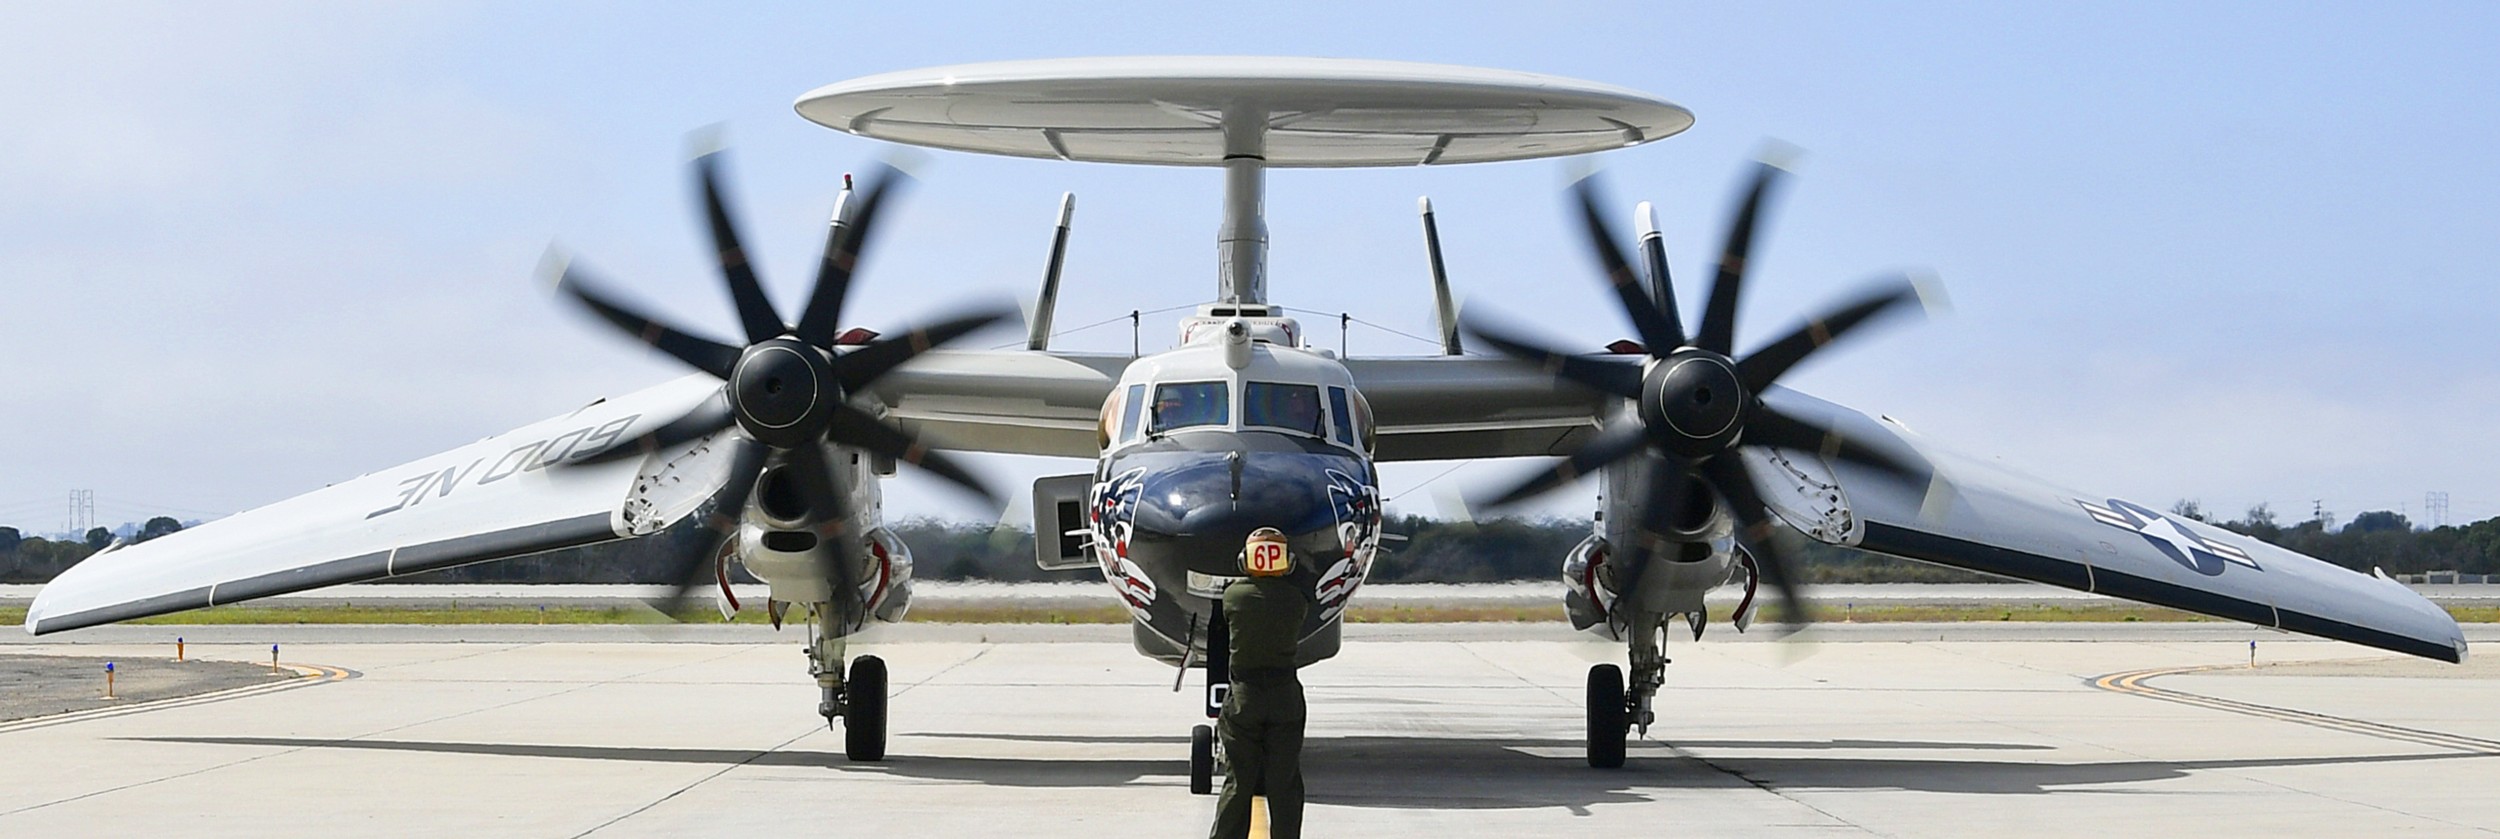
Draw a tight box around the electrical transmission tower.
[2426,492,2450,529]
[66,489,94,534]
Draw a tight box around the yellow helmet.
[1243,527,1292,577]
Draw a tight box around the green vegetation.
[10,502,2500,587]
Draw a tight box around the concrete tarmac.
[4,623,2498,837]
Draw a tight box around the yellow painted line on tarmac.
[2092,665,2500,755]
[1249,795,1268,839]
[0,660,357,735]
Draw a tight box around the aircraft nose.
[1127,452,1357,571]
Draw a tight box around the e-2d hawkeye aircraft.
[26,59,2465,786]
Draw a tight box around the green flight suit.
[1210,575,1308,839]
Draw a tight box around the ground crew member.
[1210,526,1309,839]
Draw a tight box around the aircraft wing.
[865,349,1130,458]
[1744,386,2467,662]
[867,351,1614,462]
[1345,355,1612,462]
[24,374,735,635]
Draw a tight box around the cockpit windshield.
[1150,381,1229,433]
[1244,381,1323,436]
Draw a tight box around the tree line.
[6,504,2499,586]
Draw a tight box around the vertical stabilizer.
[1419,197,1462,355]
[1027,193,1076,350]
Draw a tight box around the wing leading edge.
[1744,387,2466,663]
[25,374,733,635]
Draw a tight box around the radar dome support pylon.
[1219,106,1268,305]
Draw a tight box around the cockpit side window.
[1149,381,1229,433]
[1326,386,1355,447]
[1117,384,1147,444]
[1244,382,1323,436]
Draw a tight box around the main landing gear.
[808,607,887,762]
[1587,663,1627,768]
[1588,613,1673,769]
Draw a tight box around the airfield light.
[176,636,184,662]
[103,661,115,699]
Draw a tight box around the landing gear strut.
[808,605,887,762]
[1588,611,1672,768]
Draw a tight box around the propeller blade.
[1745,405,1929,485]
[1573,178,1686,355]
[1734,279,1922,392]
[1460,318,1645,399]
[1617,456,1694,570]
[652,437,769,617]
[826,403,1000,505]
[1695,163,1784,356]
[1478,422,1652,508]
[831,303,1017,393]
[1700,454,1807,629]
[790,443,869,626]
[551,259,741,378]
[796,165,907,347]
[572,389,738,466]
[695,153,789,343]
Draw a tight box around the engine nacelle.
[864,526,914,623]
[732,522,914,632]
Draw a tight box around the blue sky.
[3,2,2497,534]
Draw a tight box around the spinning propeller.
[547,153,1008,617]
[1467,161,1929,629]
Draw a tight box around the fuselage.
[1083,308,1382,665]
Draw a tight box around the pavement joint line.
[1453,642,1572,707]
[1463,642,1875,832]
[0,662,352,736]
[358,642,535,673]
[566,643,991,837]
[1877,640,2135,757]
[568,723,821,839]
[1660,742,1880,835]
[2091,666,2500,756]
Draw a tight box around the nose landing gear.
[1189,607,1230,794]
[1190,723,1219,794]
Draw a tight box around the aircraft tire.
[846,655,888,762]
[1587,663,1627,768]
[1190,723,1216,794]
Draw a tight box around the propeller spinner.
[1467,162,1931,630]
[547,153,1009,617]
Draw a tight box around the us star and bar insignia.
[2079,498,2259,574]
